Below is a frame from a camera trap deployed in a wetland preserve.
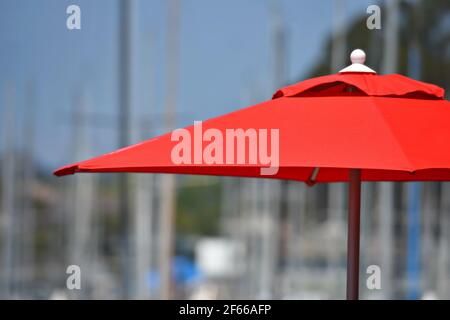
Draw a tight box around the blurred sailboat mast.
[118,0,134,298]
[379,0,399,299]
[382,0,399,74]
[132,29,156,300]
[438,184,450,297]
[272,3,288,295]
[69,90,95,299]
[21,81,37,295]
[159,0,180,300]
[1,84,17,298]
[257,2,287,298]
[408,0,437,298]
[331,0,347,72]
[402,0,423,300]
[133,160,154,299]
[328,0,347,294]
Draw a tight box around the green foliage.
[176,177,222,236]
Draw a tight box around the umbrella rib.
[307,167,320,185]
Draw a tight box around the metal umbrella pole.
[347,169,361,300]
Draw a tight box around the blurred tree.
[176,178,222,237]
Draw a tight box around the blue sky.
[0,0,378,169]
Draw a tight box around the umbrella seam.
[368,97,416,171]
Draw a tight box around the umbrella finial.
[350,49,366,64]
[339,49,376,74]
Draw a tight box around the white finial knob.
[339,48,376,74]
[350,49,366,64]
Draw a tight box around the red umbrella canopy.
[54,51,450,184]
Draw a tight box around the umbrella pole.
[347,169,361,300]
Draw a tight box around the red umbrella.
[55,49,450,299]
